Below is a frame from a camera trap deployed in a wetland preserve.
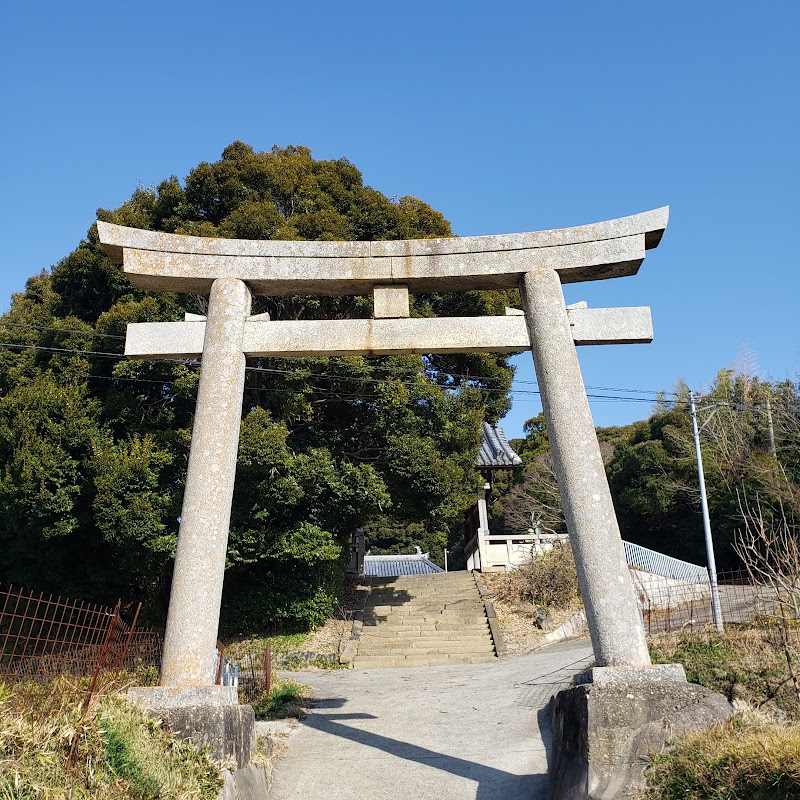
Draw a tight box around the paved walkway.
[269,638,593,800]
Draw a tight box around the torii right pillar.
[520,268,650,667]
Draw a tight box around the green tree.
[0,142,515,626]
[493,371,799,572]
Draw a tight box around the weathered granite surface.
[96,207,668,295]
[548,681,733,800]
[160,277,251,686]
[521,267,651,668]
[124,306,653,359]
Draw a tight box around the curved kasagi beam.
[97,206,668,296]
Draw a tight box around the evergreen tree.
[0,143,515,628]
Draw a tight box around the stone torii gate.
[98,206,668,687]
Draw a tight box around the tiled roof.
[363,552,445,578]
[477,422,523,469]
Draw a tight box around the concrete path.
[269,638,593,800]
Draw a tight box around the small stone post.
[160,277,252,686]
[519,268,650,667]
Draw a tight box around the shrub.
[492,542,580,610]
[251,678,310,720]
[221,563,343,632]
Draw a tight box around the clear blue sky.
[2,1,798,436]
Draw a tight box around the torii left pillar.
[160,277,251,686]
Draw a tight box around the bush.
[251,678,310,720]
[221,563,343,632]
[492,542,580,610]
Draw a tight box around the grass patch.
[224,631,309,661]
[0,678,222,800]
[251,678,310,720]
[642,713,800,799]
[649,627,800,720]
[644,626,800,797]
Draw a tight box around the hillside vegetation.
[1,141,797,633]
[495,371,799,572]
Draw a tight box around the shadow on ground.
[302,697,551,799]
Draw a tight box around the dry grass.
[482,576,584,654]
[649,626,800,721]
[641,713,800,799]
[481,544,584,654]
[0,678,222,800]
[643,626,800,798]
[490,543,580,609]
[302,616,353,660]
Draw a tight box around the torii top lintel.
[96,206,668,296]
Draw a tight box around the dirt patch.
[482,572,584,655]
[302,577,366,661]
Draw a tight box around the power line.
[0,321,126,341]
[0,320,679,397]
[0,340,691,405]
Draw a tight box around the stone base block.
[128,685,238,708]
[218,764,271,800]
[547,677,733,800]
[581,663,687,686]
[128,686,255,769]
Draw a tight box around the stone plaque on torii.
[98,206,668,687]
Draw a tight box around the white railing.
[623,541,709,585]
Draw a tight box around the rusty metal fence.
[0,585,147,683]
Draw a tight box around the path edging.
[472,571,507,658]
[339,580,372,666]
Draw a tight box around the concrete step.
[367,597,483,614]
[352,654,496,669]
[358,643,496,655]
[364,617,489,631]
[365,614,487,625]
[368,594,479,601]
[361,627,489,642]
[367,592,478,609]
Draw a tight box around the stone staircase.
[352,571,498,668]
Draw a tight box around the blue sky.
[1,1,798,436]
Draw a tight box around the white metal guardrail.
[623,540,710,585]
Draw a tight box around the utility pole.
[690,390,724,632]
[765,394,777,457]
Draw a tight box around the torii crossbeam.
[98,206,668,686]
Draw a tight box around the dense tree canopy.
[0,143,516,628]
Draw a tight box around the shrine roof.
[363,551,445,578]
[477,422,523,469]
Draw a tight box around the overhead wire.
[0,325,680,400]
[0,340,676,404]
